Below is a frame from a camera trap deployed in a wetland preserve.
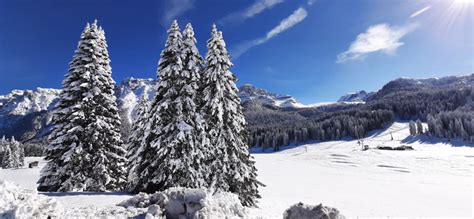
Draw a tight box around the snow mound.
[0,180,63,218]
[283,202,345,219]
[118,187,247,218]
[118,191,168,209]
[193,190,248,218]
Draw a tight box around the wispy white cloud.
[336,23,418,63]
[266,7,308,39]
[410,6,431,18]
[307,0,316,6]
[161,0,196,26]
[244,0,284,18]
[232,7,308,57]
[219,0,284,25]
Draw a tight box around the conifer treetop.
[182,23,201,58]
[157,20,183,79]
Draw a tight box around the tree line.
[427,108,474,142]
[247,106,394,151]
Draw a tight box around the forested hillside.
[246,74,473,150]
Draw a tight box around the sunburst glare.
[433,0,474,32]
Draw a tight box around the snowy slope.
[238,84,304,108]
[0,88,60,116]
[1,122,472,218]
[115,77,156,125]
[250,122,474,218]
[0,88,60,141]
[337,90,374,103]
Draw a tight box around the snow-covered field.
[251,122,474,218]
[1,122,473,218]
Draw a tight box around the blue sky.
[0,0,472,103]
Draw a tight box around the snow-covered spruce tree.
[132,20,207,193]
[125,92,150,192]
[0,137,24,169]
[1,137,14,169]
[37,20,126,192]
[416,119,423,134]
[0,136,5,165]
[409,121,417,136]
[1,145,13,169]
[0,137,20,168]
[201,25,262,207]
[9,136,24,167]
[181,22,210,181]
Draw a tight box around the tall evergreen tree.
[0,136,23,168]
[133,20,207,193]
[201,25,262,207]
[416,119,423,134]
[181,22,212,182]
[37,20,126,192]
[9,137,24,167]
[1,138,13,169]
[409,121,417,136]
[0,136,6,166]
[1,145,13,168]
[181,23,211,183]
[126,92,150,192]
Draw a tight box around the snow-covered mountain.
[115,77,156,125]
[0,88,60,141]
[337,90,373,103]
[0,78,304,142]
[238,84,304,108]
[115,80,304,124]
[367,74,473,101]
[0,88,60,116]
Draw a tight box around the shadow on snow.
[41,191,131,197]
[401,135,474,147]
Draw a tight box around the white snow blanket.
[0,180,63,218]
[0,180,146,218]
[2,122,473,218]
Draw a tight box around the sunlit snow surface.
[250,122,474,218]
[1,122,473,218]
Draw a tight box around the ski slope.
[250,122,474,218]
[1,122,473,218]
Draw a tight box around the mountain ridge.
[337,90,374,103]
[0,78,304,142]
[0,74,472,143]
